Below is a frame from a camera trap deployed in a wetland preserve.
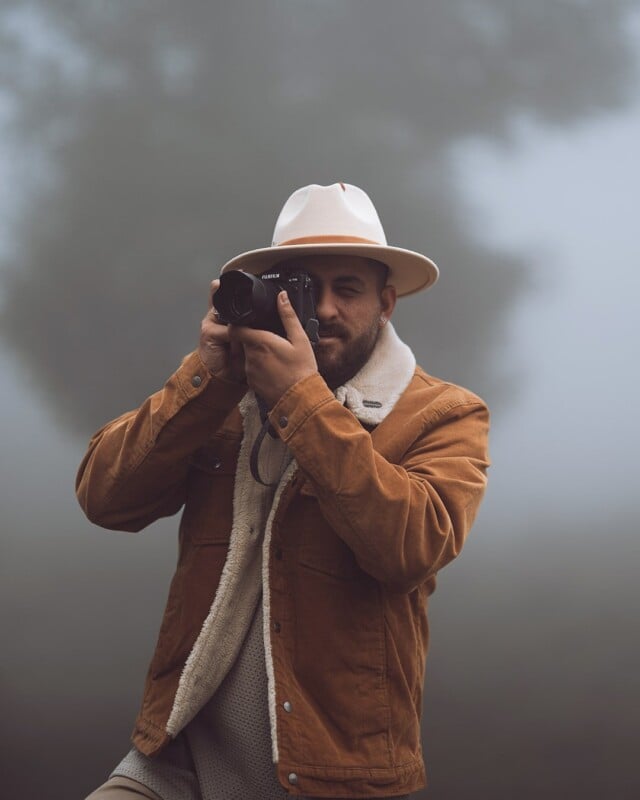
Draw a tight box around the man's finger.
[228,324,279,347]
[207,278,229,325]
[277,291,306,343]
[208,278,220,311]
[203,319,230,340]
[229,339,246,371]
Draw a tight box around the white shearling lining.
[166,393,293,737]
[165,321,416,758]
[335,322,415,425]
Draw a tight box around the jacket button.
[278,415,288,428]
[283,701,292,712]
[273,621,281,633]
[211,458,222,470]
[191,375,202,388]
[288,773,298,785]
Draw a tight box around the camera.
[213,269,319,343]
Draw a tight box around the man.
[77,183,490,800]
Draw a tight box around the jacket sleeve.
[76,351,247,532]
[268,372,490,593]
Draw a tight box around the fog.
[1,2,638,798]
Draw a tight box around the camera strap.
[249,395,279,487]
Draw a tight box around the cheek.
[341,300,380,328]
[353,306,383,337]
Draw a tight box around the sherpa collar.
[335,321,416,426]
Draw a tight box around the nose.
[314,285,339,322]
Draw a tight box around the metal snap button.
[288,772,298,785]
[191,375,202,388]
[278,415,288,428]
[283,700,292,713]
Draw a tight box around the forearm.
[269,373,490,592]
[76,351,246,531]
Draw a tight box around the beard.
[314,317,382,391]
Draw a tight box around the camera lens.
[230,281,253,318]
[214,271,272,326]
[213,268,316,338]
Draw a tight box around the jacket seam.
[282,756,422,772]
[423,398,486,427]
[414,368,485,399]
[100,384,208,512]
[134,717,167,736]
[285,394,334,439]
[100,437,157,513]
[381,591,393,765]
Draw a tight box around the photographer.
[77,183,490,800]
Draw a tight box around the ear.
[380,285,397,324]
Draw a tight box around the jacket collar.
[335,321,416,426]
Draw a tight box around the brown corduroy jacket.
[76,325,490,798]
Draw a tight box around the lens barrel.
[213,269,317,340]
[213,271,278,327]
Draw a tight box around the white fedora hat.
[220,183,439,297]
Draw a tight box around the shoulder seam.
[412,369,487,408]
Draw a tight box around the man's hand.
[198,279,246,383]
[228,291,319,408]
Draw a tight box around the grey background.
[1,2,638,798]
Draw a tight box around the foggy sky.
[2,0,637,432]
[1,3,639,799]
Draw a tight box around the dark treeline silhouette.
[1,1,637,433]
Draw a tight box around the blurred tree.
[0,0,637,433]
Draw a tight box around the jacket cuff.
[175,350,248,410]
[267,372,335,442]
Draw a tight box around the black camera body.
[213,269,319,343]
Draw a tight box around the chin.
[317,360,360,392]
[315,331,378,390]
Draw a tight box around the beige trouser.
[85,776,164,800]
[86,775,411,800]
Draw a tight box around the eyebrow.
[331,275,366,288]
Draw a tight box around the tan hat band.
[277,235,381,246]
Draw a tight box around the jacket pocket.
[149,544,228,679]
[294,492,365,581]
[180,436,240,545]
[291,570,390,766]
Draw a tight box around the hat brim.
[219,243,438,297]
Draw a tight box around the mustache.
[318,325,347,337]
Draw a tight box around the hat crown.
[272,183,388,246]
[219,181,439,297]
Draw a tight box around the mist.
[1,3,639,798]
